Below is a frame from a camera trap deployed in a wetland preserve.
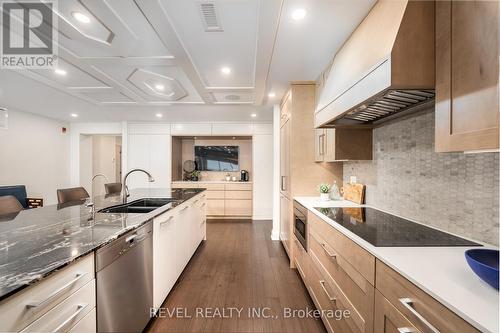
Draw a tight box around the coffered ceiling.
[0,0,375,122]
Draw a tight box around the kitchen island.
[0,187,207,333]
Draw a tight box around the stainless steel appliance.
[96,222,153,333]
[293,201,307,251]
[240,170,249,182]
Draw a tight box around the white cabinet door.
[171,123,212,136]
[149,134,171,188]
[211,123,253,135]
[127,134,171,189]
[153,211,178,309]
[128,134,150,189]
[177,204,191,272]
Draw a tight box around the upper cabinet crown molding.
[435,0,499,152]
[128,122,272,136]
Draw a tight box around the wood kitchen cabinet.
[435,0,499,152]
[374,290,420,333]
[315,127,372,162]
[279,83,342,265]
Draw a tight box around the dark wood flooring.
[147,219,326,333]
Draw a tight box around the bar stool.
[0,195,24,215]
[56,187,90,204]
[104,183,122,195]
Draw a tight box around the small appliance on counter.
[240,170,249,182]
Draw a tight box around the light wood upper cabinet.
[435,0,499,152]
[315,128,373,162]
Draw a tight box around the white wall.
[272,105,280,240]
[92,135,120,196]
[0,110,70,205]
[252,134,274,220]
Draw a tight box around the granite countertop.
[294,196,499,333]
[0,187,205,302]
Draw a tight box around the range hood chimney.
[315,0,435,127]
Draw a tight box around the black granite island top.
[0,187,205,301]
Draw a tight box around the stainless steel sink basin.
[99,198,177,214]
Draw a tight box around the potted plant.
[190,170,201,181]
[317,183,331,201]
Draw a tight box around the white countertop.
[294,196,499,333]
[172,180,252,184]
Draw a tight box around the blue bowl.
[465,249,499,290]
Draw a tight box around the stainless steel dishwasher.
[96,222,153,333]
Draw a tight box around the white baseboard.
[252,216,273,220]
[270,228,280,240]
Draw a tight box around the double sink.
[98,198,179,214]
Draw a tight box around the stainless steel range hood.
[315,0,435,127]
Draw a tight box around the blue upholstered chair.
[0,185,28,209]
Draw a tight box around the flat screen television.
[194,146,239,171]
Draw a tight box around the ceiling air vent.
[0,108,8,129]
[225,94,240,101]
[199,2,223,32]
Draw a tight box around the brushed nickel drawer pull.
[397,328,416,333]
[180,206,189,212]
[399,298,440,333]
[320,242,337,258]
[26,273,87,309]
[160,216,174,226]
[53,303,88,333]
[319,280,336,303]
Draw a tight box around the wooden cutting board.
[342,183,366,204]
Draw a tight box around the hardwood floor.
[147,219,326,333]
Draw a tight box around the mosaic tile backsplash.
[343,108,500,246]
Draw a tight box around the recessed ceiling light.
[221,67,231,75]
[251,113,257,118]
[155,113,163,118]
[72,11,91,24]
[291,8,307,20]
[70,113,78,118]
[155,84,165,91]
[54,68,67,76]
[268,92,276,98]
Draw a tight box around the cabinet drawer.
[224,199,252,216]
[309,230,374,333]
[225,190,252,200]
[202,183,225,190]
[374,290,420,333]
[206,190,225,199]
[171,182,198,188]
[68,308,96,333]
[22,280,95,332]
[0,254,94,332]
[376,260,480,333]
[224,183,252,191]
[207,199,224,216]
[292,235,309,281]
[309,212,375,284]
[307,259,358,333]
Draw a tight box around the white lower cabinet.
[153,193,206,309]
[22,280,95,332]
[68,308,96,333]
[0,254,96,333]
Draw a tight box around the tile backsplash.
[343,107,499,246]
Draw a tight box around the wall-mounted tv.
[195,146,239,171]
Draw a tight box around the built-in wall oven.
[293,200,307,251]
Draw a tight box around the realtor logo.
[1,0,58,68]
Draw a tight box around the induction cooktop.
[313,207,482,247]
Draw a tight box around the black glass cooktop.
[313,207,482,247]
